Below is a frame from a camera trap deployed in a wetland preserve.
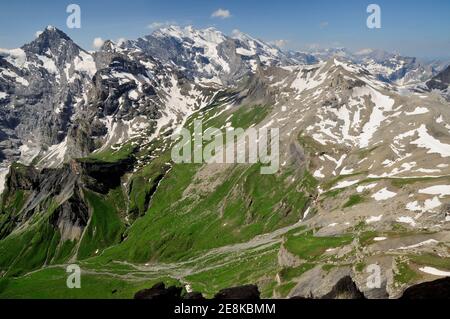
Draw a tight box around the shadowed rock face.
[134,282,183,300]
[134,281,369,300]
[134,282,205,300]
[0,156,133,241]
[134,283,261,300]
[2,164,39,192]
[290,275,366,299]
[214,285,261,299]
[321,276,365,299]
[74,158,135,194]
[183,292,206,300]
[427,66,450,91]
[400,277,450,299]
[49,186,89,241]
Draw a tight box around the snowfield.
[419,185,450,198]
[419,267,450,277]
[372,188,397,201]
[411,125,450,158]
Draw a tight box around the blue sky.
[1,0,449,58]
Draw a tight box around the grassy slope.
[77,189,126,260]
[0,267,180,299]
[0,187,129,277]
[1,103,308,297]
[2,101,446,298]
[0,103,383,297]
[0,199,64,277]
[80,143,136,163]
[94,103,316,262]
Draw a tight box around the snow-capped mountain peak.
[154,25,226,45]
[24,26,76,54]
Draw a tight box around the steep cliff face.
[0,27,97,167]
[0,152,135,274]
[0,163,39,238]
[425,65,450,102]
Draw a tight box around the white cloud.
[147,21,177,29]
[211,8,231,19]
[270,39,289,48]
[92,37,104,50]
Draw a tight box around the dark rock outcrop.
[426,65,450,91]
[400,277,450,299]
[49,186,89,241]
[321,276,365,299]
[134,283,260,300]
[183,292,205,300]
[214,285,261,299]
[2,163,39,193]
[74,157,134,194]
[0,155,133,241]
[134,282,182,300]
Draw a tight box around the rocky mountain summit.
[425,65,450,100]
[0,26,449,299]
